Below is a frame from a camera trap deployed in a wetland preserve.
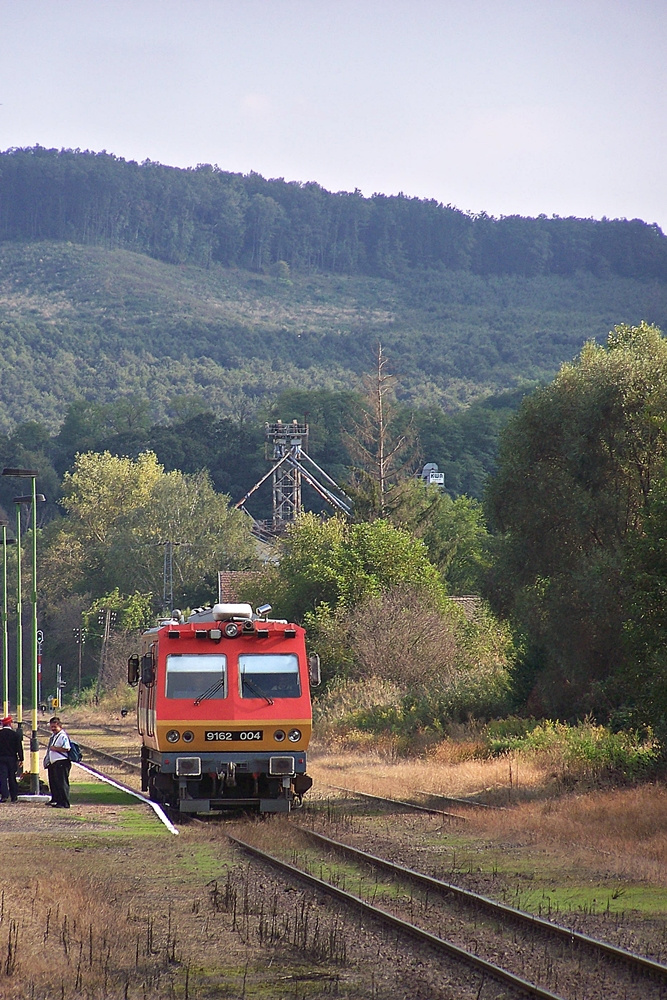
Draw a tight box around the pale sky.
[1,0,665,229]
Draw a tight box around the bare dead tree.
[344,343,420,518]
[345,586,459,688]
[102,631,142,691]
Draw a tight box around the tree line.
[3,323,667,741]
[0,384,519,528]
[0,368,501,709]
[1,146,666,280]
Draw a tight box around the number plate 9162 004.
[204,730,263,741]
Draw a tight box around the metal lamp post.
[0,519,6,718]
[0,519,15,719]
[13,500,24,742]
[14,490,46,793]
[3,468,44,795]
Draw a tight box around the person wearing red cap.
[0,716,24,803]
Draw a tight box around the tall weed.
[487,718,660,781]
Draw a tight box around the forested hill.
[2,146,666,279]
[0,146,666,436]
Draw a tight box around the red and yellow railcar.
[128,603,318,813]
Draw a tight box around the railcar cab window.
[165,654,227,700]
[239,653,301,699]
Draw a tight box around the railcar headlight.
[224,622,239,638]
[182,730,194,743]
[269,756,295,776]
[273,729,286,742]
[175,757,201,776]
[166,730,180,743]
[288,728,301,743]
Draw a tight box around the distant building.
[418,462,445,488]
[218,570,268,604]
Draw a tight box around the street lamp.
[14,491,46,793]
[0,519,16,719]
[3,468,45,795]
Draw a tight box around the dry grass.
[0,868,193,998]
[0,818,306,1000]
[60,693,137,729]
[309,743,547,803]
[309,747,667,886]
[467,785,667,884]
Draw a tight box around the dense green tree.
[486,321,667,716]
[0,420,61,522]
[253,512,446,624]
[52,401,112,473]
[97,411,268,517]
[2,147,667,280]
[621,484,667,730]
[413,390,529,499]
[389,480,492,594]
[52,399,153,476]
[47,450,257,607]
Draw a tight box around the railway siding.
[228,826,667,1000]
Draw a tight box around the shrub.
[308,584,513,730]
[69,680,135,713]
[485,715,541,749]
[486,718,661,781]
[313,676,403,727]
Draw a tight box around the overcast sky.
[1,1,665,229]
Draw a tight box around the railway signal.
[73,626,86,694]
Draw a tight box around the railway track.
[72,738,141,771]
[319,781,468,821]
[229,826,667,1000]
[415,789,507,810]
[231,832,563,1000]
[297,826,667,980]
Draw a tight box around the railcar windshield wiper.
[193,678,225,705]
[243,676,274,705]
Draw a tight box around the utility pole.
[161,539,189,614]
[0,521,12,718]
[163,540,174,614]
[95,609,117,702]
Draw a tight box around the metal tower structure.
[268,420,306,528]
[235,418,351,533]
